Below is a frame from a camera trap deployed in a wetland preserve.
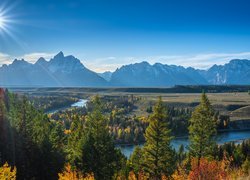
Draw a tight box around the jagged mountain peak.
[35,57,47,65]
[138,61,150,65]
[202,59,250,85]
[47,52,86,73]
[0,52,107,87]
[0,55,249,87]
[13,58,26,63]
[229,59,250,63]
[110,59,250,86]
[54,51,64,59]
[134,61,151,67]
[50,52,81,64]
[11,59,32,67]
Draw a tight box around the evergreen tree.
[81,96,122,180]
[0,93,11,165]
[188,92,217,166]
[142,97,176,179]
[66,115,85,168]
[128,146,143,178]
[6,92,64,179]
[177,144,186,165]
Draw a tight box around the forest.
[0,88,250,179]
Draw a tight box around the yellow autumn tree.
[0,162,16,180]
[58,164,94,180]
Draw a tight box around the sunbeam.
[0,16,4,28]
[0,2,28,51]
[0,13,6,30]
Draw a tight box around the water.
[119,130,250,158]
[49,100,250,158]
[47,99,88,113]
[71,99,88,107]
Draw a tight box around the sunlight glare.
[0,15,4,28]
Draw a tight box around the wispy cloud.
[20,52,55,63]
[168,52,250,69]
[0,52,11,65]
[86,52,250,72]
[0,52,55,66]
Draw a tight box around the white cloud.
[20,52,55,63]
[1,51,250,72]
[169,52,250,69]
[0,52,11,65]
[0,52,55,66]
[87,52,250,72]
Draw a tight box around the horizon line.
[1,51,250,73]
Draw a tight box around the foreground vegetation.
[0,88,249,179]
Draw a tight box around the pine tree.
[7,93,65,179]
[66,115,85,168]
[188,92,217,166]
[81,96,122,180]
[128,146,143,178]
[142,97,176,179]
[0,94,10,165]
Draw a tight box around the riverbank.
[46,99,88,114]
[118,130,250,157]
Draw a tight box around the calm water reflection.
[119,130,250,158]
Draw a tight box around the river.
[49,100,250,158]
[119,130,250,158]
[71,99,88,107]
[47,99,88,114]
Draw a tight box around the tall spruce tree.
[6,93,64,179]
[0,94,9,165]
[142,97,176,179]
[66,115,85,168]
[188,92,217,165]
[128,146,143,178]
[81,96,122,180]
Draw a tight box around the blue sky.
[0,0,250,72]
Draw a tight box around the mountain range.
[0,52,249,87]
[0,52,107,87]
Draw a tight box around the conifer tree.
[0,95,10,165]
[66,115,85,168]
[128,146,143,178]
[142,97,176,179]
[7,93,64,179]
[188,92,217,166]
[81,96,122,180]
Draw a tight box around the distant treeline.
[109,85,250,93]
[9,85,250,95]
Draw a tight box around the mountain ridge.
[0,52,249,87]
[0,52,107,87]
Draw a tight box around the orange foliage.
[58,164,94,180]
[0,162,16,180]
[128,171,137,180]
[227,168,245,179]
[172,167,188,180]
[127,171,148,180]
[188,158,227,180]
[64,129,71,135]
